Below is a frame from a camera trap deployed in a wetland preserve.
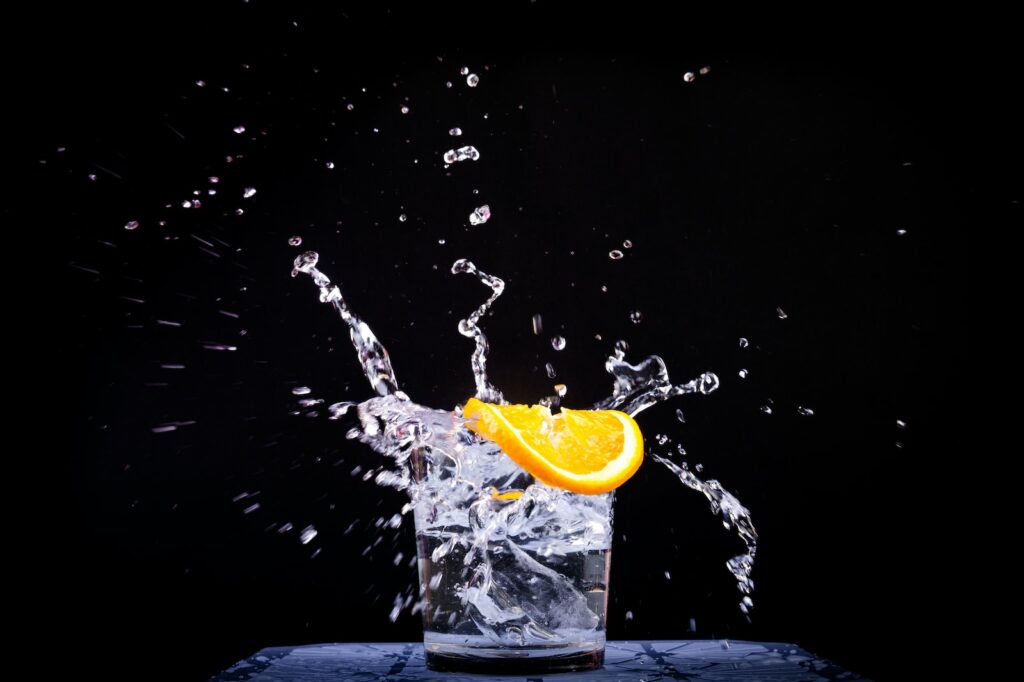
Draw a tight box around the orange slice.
[463,397,644,495]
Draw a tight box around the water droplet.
[243,187,257,199]
[438,239,446,245]
[656,434,670,445]
[699,65,711,75]
[614,339,629,355]
[797,406,814,416]
[445,81,452,88]
[676,443,687,455]
[468,205,491,225]
[697,372,720,395]
[554,383,567,397]
[664,570,672,579]
[291,251,320,277]
[694,463,703,472]
[460,66,469,75]
[292,386,312,396]
[448,127,463,136]
[545,362,556,379]
[466,73,479,87]
[300,525,318,544]
[897,419,907,429]
[208,176,220,184]
[400,105,410,114]
[551,336,566,351]
[88,173,97,181]
[124,220,139,231]
[443,145,480,164]
[399,214,407,222]
[325,161,335,169]
[760,405,773,415]
[233,125,246,134]
[182,200,194,209]
[609,249,624,260]
[683,72,696,83]
[288,236,303,247]
[739,337,749,348]
[738,369,748,379]
[776,307,788,320]
[346,103,354,111]
[623,239,633,248]
[531,314,543,335]
[625,610,634,621]
[195,80,206,87]
[630,310,643,324]
[676,409,685,423]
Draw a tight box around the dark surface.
[12,3,970,681]
[212,641,868,681]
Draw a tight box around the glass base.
[424,643,604,674]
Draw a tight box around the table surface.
[212,640,868,681]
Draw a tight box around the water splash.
[451,259,505,404]
[292,251,398,396]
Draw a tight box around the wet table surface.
[211,640,869,681]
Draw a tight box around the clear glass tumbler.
[410,443,613,674]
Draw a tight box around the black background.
[13,3,969,680]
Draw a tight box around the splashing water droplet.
[443,146,480,164]
[233,125,246,134]
[623,239,633,248]
[554,384,567,397]
[896,229,907,236]
[760,405,773,415]
[697,372,719,395]
[776,307,788,320]
[656,434,669,445]
[243,187,257,199]
[288,236,303,247]
[676,408,686,423]
[545,362,556,379]
[292,386,312,396]
[683,72,696,83]
[797,406,814,416]
[346,103,354,111]
[451,259,505,403]
[630,310,643,324]
[700,65,711,75]
[609,250,624,260]
[399,214,408,222]
[468,205,491,225]
[531,314,543,335]
[326,161,335,169]
[124,220,139,231]
[460,66,469,76]
[738,369,748,379]
[625,610,634,621]
[467,73,479,87]
[291,250,319,277]
[739,337,749,348]
[551,336,566,351]
[897,419,907,429]
[400,106,410,114]
[449,127,463,136]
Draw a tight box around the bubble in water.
[467,73,479,87]
[776,307,788,320]
[288,236,303,246]
[545,362,556,379]
[442,145,480,164]
[532,314,543,335]
[676,408,685,423]
[738,369,748,379]
[243,187,257,199]
[233,125,246,134]
[400,105,410,114]
[623,239,633,248]
[551,336,566,351]
[630,310,643,324]
[683,72,696,83]
[449,127,463,136]
[797,406,814,416]
[554,384,567,397]
[460,66,469,75]
[124,220,139,231]
[399,214,408,222]
[697,372,719,395]
[609,249,624,260]
[468,205,491,225]
[292,386,312,396]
